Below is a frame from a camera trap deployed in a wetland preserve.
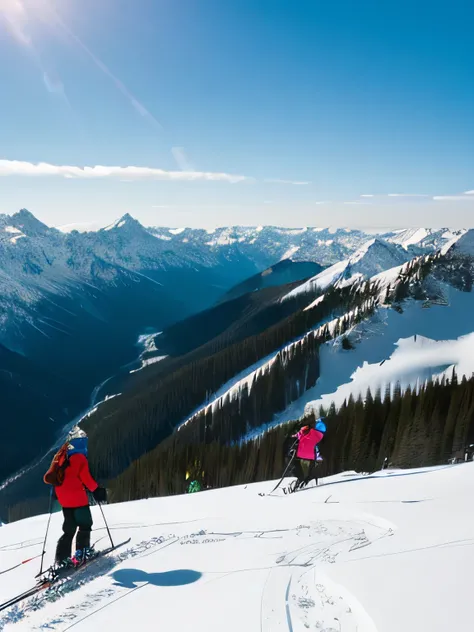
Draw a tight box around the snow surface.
[283,259,349,299]
[1,463,474,631]
[153,234,172,241]
[168,228,186,235]
[388,228,429,248]
[446,228,474,256]
[303,294,325,312]
[280,245,300,260]
[129,356,168,374]
[282,239,411,302]
[128,332,165,373]
[304,330,474,417]
[55,222,107,233]
[8,235,26,245]
[263,285,474,431]
[385,228,467,251]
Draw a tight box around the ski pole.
[268,439,298,494]
[0,555,42,576]
[36,486,54,578]
[98,502,114,549]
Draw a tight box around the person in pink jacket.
[290,418,326,491]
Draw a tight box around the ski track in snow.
[1,474,400,632]
[2,464,474,631]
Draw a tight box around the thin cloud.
[360,194,428,199]
[0,159,248,183]
[464,190,474,195]
[388,193,429,198]
[172,147,195,172]
[433,195,474,201]
[265,178,311,185]
[351,194,431,204]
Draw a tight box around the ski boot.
[51,556,77,579]
[71,547,97,567]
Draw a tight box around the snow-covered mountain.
[385,227,466,250]
[130,224,466,267]
[0,210,264,359]
[283,238,414,300]
[1,464,473,631]
[147,225,372,268]
[57,220,463,266]
[2,209,455,379]
[0,210,258,483]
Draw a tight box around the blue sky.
[0,0,473,228]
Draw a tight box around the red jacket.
[55,453,98,508]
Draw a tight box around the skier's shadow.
[112,568,202,589]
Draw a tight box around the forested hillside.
[81,253,435,479]
[109,370,474,503]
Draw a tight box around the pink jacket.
[295,428,323,461]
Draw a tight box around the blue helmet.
[67,437,88,457]
[315,418,327,433]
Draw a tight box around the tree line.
[110,370,474,503]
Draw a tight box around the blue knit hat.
[67,426,88,456]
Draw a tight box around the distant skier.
[185,459,211,493]
[289,418,326,492]
[43,426,107,568]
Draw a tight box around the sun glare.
[0,0,32,45]
[0,0,60,46]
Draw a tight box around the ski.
[259,478,319,497]
[0,583,51,613]
[38,536,132,581]
[0,537,131,613]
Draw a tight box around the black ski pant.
[55,506,93,563]
[294,459,318,486]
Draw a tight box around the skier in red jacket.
[53,427,107,567]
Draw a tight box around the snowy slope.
[283,238,412,301]
[385,227,466,251]
[260,282,474,431]
[447,228,474,255]
[1,463,474,631]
